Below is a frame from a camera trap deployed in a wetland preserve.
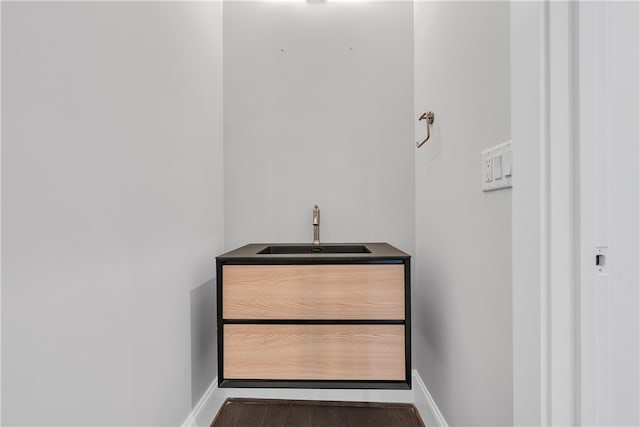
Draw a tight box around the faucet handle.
[313,205,320,244]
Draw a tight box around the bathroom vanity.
[215,242,411,389]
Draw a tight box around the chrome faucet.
[313,205,320,245]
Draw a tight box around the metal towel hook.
[416,111,435,148]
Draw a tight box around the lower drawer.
[223,324,405,381]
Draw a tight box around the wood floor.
[210,398,425,427]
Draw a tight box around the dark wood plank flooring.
[211,398,425,427]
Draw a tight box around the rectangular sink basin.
[257,245,371,255]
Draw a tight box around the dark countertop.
[216,242,410,262]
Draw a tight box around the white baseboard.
[412,369,449,427]
[183,370,447,427]
[183,380,221,427]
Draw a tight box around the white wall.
[413,2,512,425]
[1,2,223,425]
[223,1,414,253]
[510,2,546,424]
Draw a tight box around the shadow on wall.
[190,278,217,407]
[413,260,448,363]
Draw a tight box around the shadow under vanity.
[216,242,411,389]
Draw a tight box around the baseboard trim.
[183,371,447,427]
[412,369,449,427]
[183,380,219,427]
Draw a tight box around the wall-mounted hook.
[416,111,435,148]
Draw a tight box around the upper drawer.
[222,264,405,320]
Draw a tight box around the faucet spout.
[313,205,320,245]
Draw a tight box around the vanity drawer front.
[223,324,405,380]
[223,264,405,320]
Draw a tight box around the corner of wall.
[412,370,449,427]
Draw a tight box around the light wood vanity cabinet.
[216,243,411,389]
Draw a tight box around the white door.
[579,2,639,425]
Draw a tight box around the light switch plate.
[482,140,512,192]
